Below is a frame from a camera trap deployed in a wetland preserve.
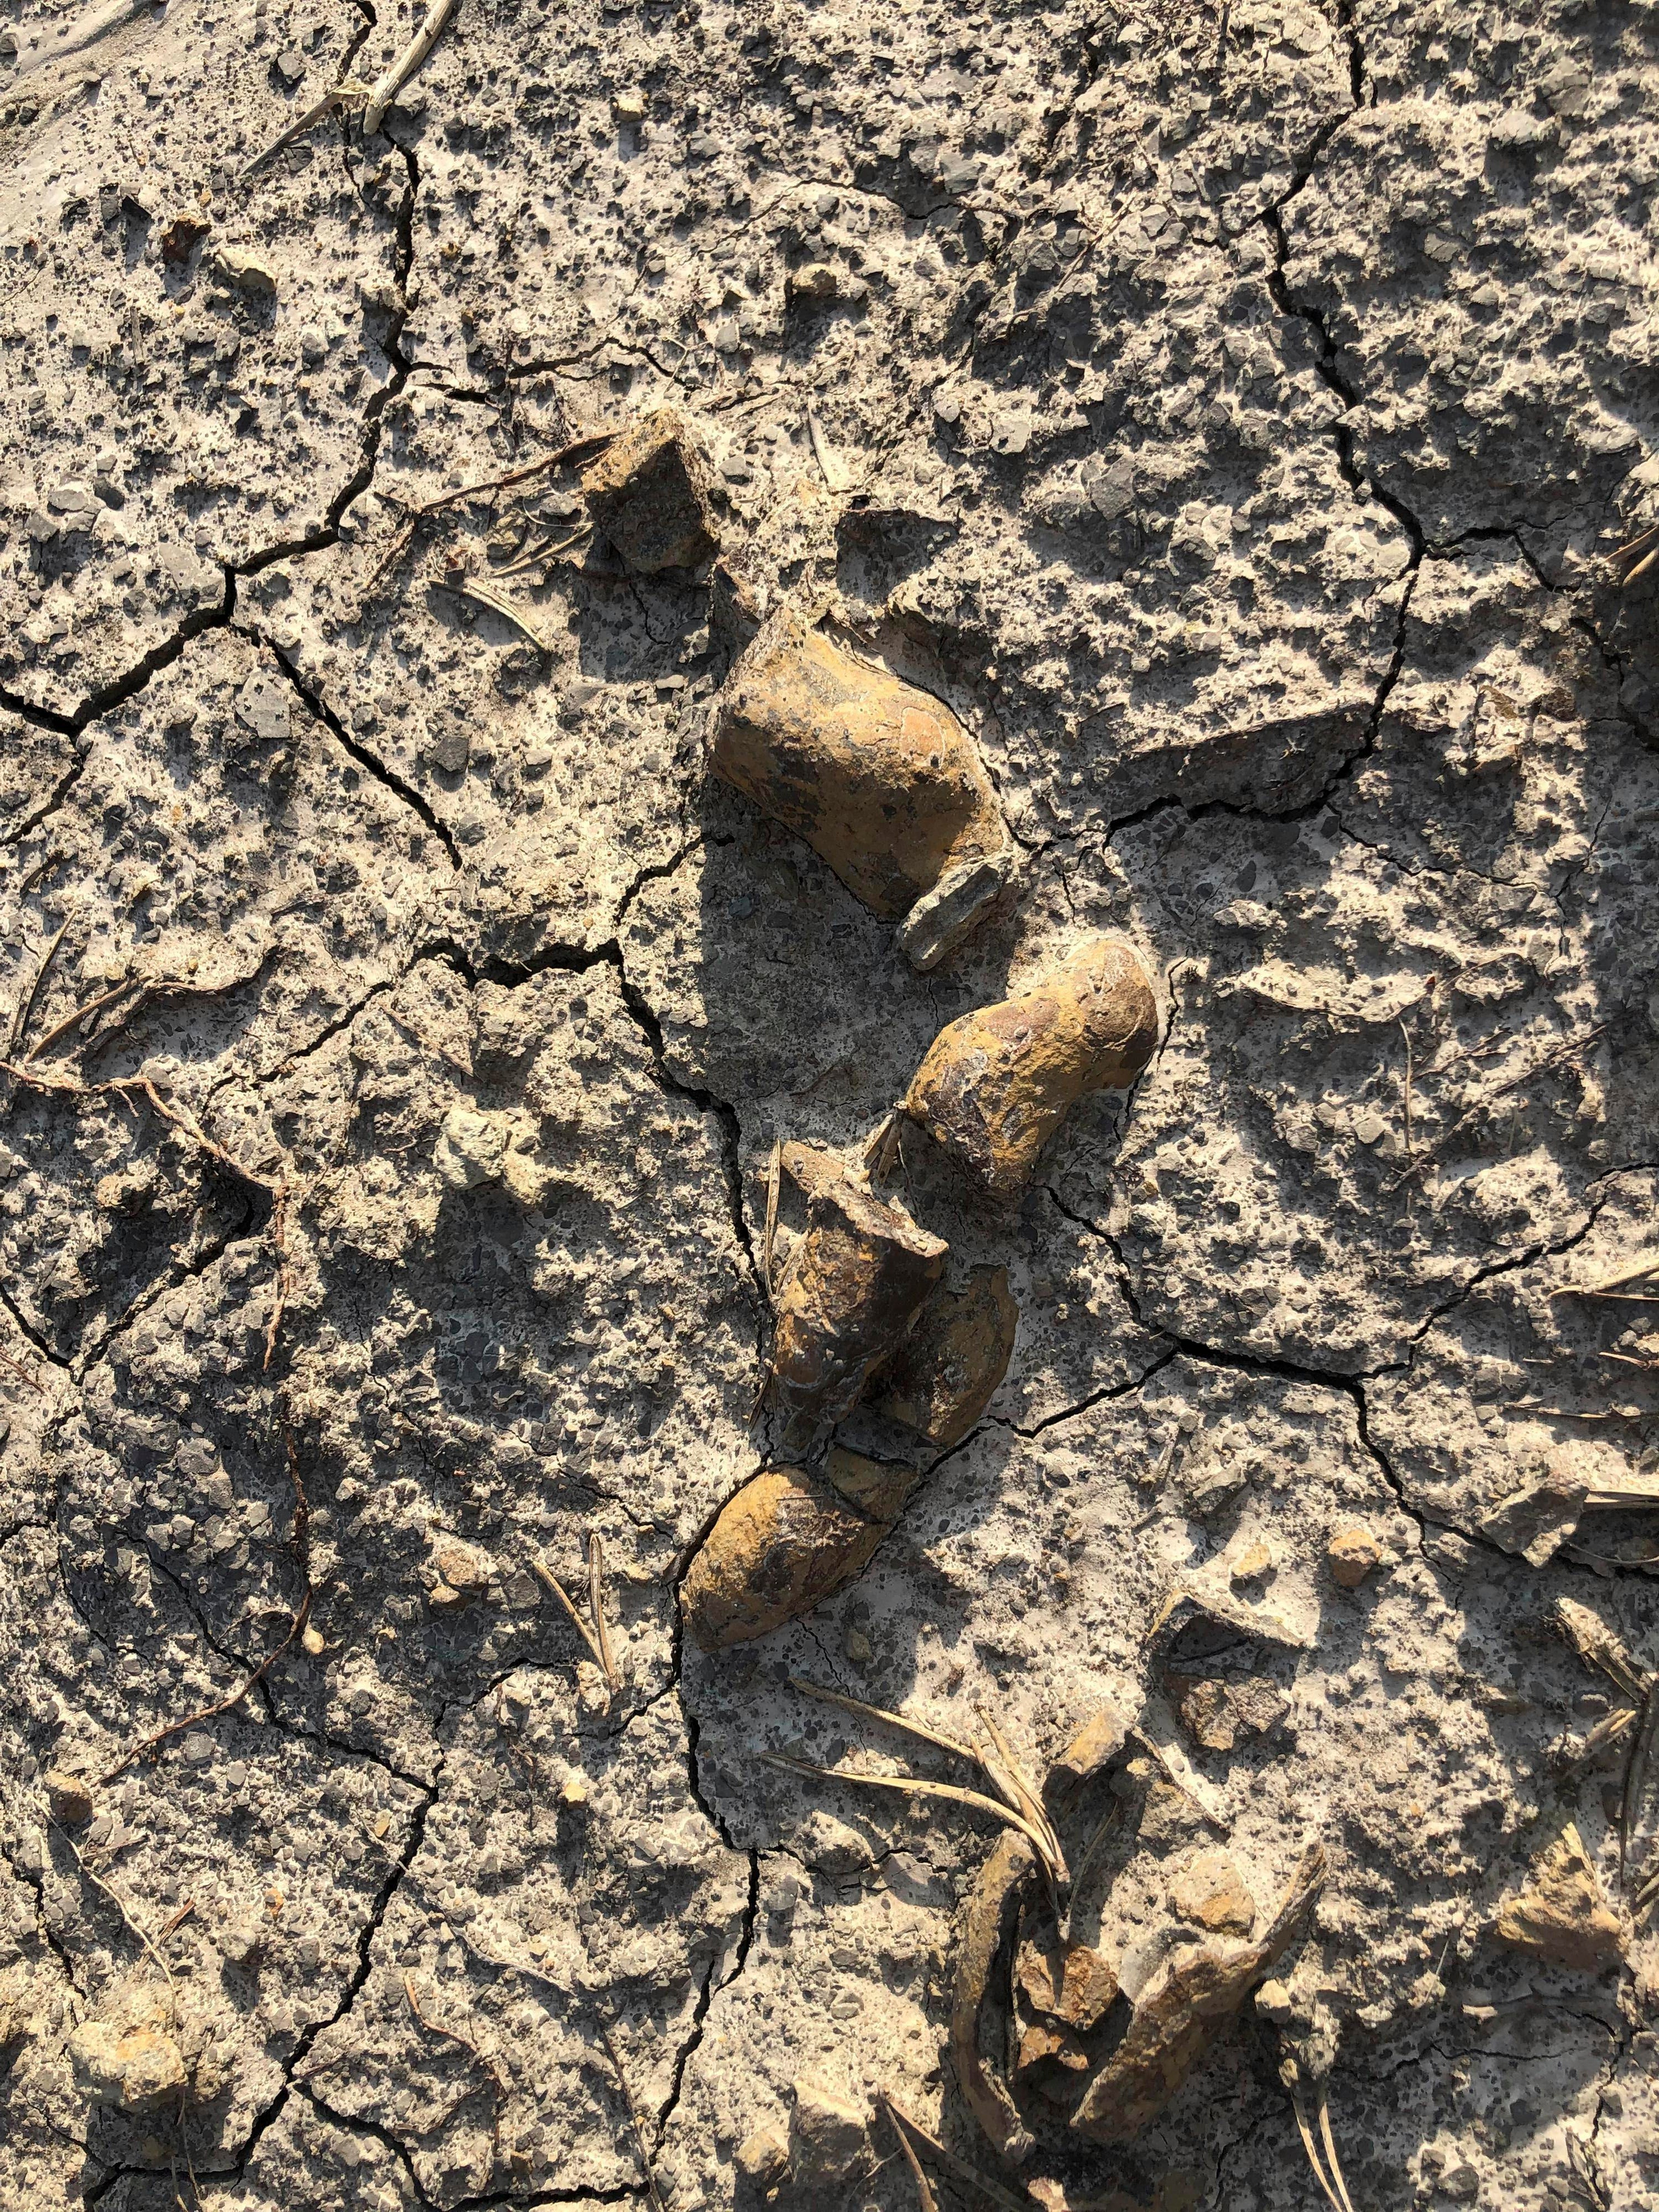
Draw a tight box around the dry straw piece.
[709,609,1013,969]
[905,935,1160,1199]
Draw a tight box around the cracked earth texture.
[4,0,1659,2208]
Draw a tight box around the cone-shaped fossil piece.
[709,609,1012,969]
[582,409,720,574]
[767,1144,948,1453]
[905,935,1159,1199]
[877,1264,1018,1447]
[680,1449,921,1650]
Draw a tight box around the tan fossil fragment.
[679,1449,921,1651]
[876,1264,1018,1447]
[766,1145,947,1453]
[1070,1841,1326,2143]
[582,409,721,574]
[951,1829,1037,2162]
[904,936,1159,1199]
[1492,1823,1627,1973]
[709,609,1013,968]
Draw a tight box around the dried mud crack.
[8,3,1659,2210]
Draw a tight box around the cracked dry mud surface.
[6,0,1659,2208]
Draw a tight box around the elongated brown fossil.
[710,611,1012,969]
[905,936,1159,1199]
[766,1144,947,1454]
[679,1449,921,1650]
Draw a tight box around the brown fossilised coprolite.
[580,408,720,574]
[905,935,1159,1200]
[679,1449,921,1651]
[768,1145,947,1453]
[709,610,1011,967]
[877,1264,1018,1448]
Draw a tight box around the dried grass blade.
[364,0,459,132]
[1556,1253,1659,1298]
[789,1676,982,1766]
[447,577,552,651]
[971,1703,1067,1877]
[587,1534,619,1693]
[1623,544,1659,589]
[762,1752,1054,1860]
[881,2101,939,2212]
[533,1559,607,1675]
[877,2095,1030,2212]
[1289,2085,1345,2212]
[1317,2088,1358,2212]
[763,1138,782,1300]
[1621,1678,1659,1888]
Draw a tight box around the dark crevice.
[260,633,463,868]
[653,1845,760,2148]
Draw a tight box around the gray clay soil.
[6,1,1659,2208]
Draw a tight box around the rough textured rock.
[906,934,1161,1197]
[6,0,1659,2206]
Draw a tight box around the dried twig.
[362,434,615,601]
[61,1835,178,2023]
[263,1183,295,1372]
[159,1900,197,1939]
[404,1972,510,2145]
[1399,1016,1414,1159]
[6,919,70,1057]
[587,1534,619,1694]
[0,1060,278,1207]
[597,2023,667,2212]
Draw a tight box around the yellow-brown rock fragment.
[710,610,1012,969]
[1071,1842,1324,2143]
[1493,1824,1626,1973]
[905,936,1159,1199]
[767,1150,947,1453]
[876,1265,1017,1447]
[680,1449,920,1651]
[1166,1850,1256,1937]
[951,1829,1036,2161]
[582,409,720,574]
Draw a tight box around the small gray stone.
[236,673,291,744]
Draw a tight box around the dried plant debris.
[1490,1823,1627,1973]
[875,1264,1018,1447]
[709,609,1013,968]
[1071,1843,1327,2143]
[764,1142,948,1453]
[679,1450,920,1650]
[904,937,1160,1199]
[580,408,721,575]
